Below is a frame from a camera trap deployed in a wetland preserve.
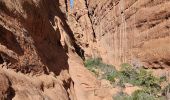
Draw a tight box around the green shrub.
[160,76,167,82]
[114,63,164,97]
[113,90,166,100]
[132,90,166,100]
[121,63,133,71]
[118,64,162,92]
[113,92,132,100]
[131,90,157,100]
[84,58,102,69]
[84,58,116,80]
[118,64,138,86]
[84,58,101,77]
[106,71,117,83]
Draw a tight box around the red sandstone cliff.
[0,0,170,99]
[67,0,170,68]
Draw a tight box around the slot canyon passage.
[0,0,170,100]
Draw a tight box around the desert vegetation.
[84,58,170,100]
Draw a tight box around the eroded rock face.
[0,73,14,100]
[67,0,170,68]
[0,0,72,99]
[0,0,63,74]
[0,68,70,100]
[1,0,170,99]
[88,0,170,68]
[0,0,112,99]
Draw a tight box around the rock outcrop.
[0,0,112,99]
[0,0,72,99]
[87,0,170,68]
[67,0,170,68]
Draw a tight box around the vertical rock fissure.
[65,0,68,12]
[84,0,96,39]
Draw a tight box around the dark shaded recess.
[150,61,164,69]
[63,78,72,100]
[0,52,18,65]
[0,1,10,14]
[0,1,23,20]
[166,25,170,29]
[74,44,85,60]
[6,87,15,100]
[153,61,159,64]
[165,61,170,66]
[65,0,68,12]
[20,65,36,74]
[0,25,24,56]
[84,0,96,38]
[63,78,72,91]
[165,13,170,20]
[149,23,156,28]
[46,0,85,59]
[0,75,16,100]
[21,1,69,75]
[0,55,4,64]
[6,78,15,100]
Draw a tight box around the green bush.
[84,58,116,79]
[118,64,162,93]
[113,90,166,100]
[160,76,167,82]
[105,71,117,83]
[132,90,166,100]
[118,63,138,86]
[113,92,132,100]
[131,90,157,100]
[84,58,101,70]
[121,63,133,71]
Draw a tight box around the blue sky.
[70,0,74,8]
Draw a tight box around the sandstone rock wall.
[0,0,72,99]
[63,0,170,68]
[0,0,112,99]
[83,0,170,68]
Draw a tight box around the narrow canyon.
[0,0,170,100]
